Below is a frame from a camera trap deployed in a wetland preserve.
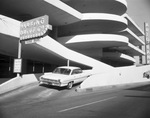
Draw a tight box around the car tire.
[67,82,73,89]
[147,75,150,79]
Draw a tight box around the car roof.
[58,66,81,70]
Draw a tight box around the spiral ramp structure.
[0,0,148,91]
[0,0,145,67]
[0,0,145,74]
[58,0,145,67]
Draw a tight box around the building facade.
[0,0,147,78]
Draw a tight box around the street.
[1,82,150,118]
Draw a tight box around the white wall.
[0,15,20,38]
[80,65,150,89]
[0,74,42,95]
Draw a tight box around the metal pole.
[42,63,45,73]
[17,40,22,77]
[67,60,70,67]
[33,61,35,72]
[18,40,22,58]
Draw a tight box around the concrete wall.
[0,73,42,95]
[79,65,150,90]
[1,65,150,94]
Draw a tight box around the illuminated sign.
[20,15,51,40]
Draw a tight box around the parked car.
[39,66,90,89]
[143,70,150,79]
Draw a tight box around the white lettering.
[20,15,49,40]
[40,18,45,24]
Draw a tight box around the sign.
[145,23,149,44]
[25,38,40,44]
[13,59,22,73]
[20,15,51,41]
[144,22,150,64]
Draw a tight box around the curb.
[76,85,117,93]
[76,81,150,93]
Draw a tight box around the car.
[39,66,90,89]
[143,70,150,79]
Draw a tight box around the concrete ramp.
[0,36,114,94]
[36,36,114,73]
[79,65,150,91]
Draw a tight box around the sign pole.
[16,15,51,76]
[67,60,70,67]
[17,40,22,77]
[18,40,22,59]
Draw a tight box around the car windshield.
[53,68,71,75]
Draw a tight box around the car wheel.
[147,75,150,79]
[67,82,73,89]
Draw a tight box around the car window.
[53,68,71,75]
[77,69,82,73]
[72,69,82,75]
[63,69,71,75]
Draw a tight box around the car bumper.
[39,81,65,87]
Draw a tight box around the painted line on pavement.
[58,96,117,113]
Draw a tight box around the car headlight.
[40,77,43,80]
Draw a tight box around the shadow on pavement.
[39,84,66,91]
[125,95,150,99]
[39,83,80,91]
[126,84,150,92]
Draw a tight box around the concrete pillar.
[52,26,58,40]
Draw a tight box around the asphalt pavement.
[1,82,150,118]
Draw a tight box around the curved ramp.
[36,36,114,73]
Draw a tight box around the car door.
[71,69,84,83]
[76,69,88,82]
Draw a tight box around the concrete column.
[52,26,58,40]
